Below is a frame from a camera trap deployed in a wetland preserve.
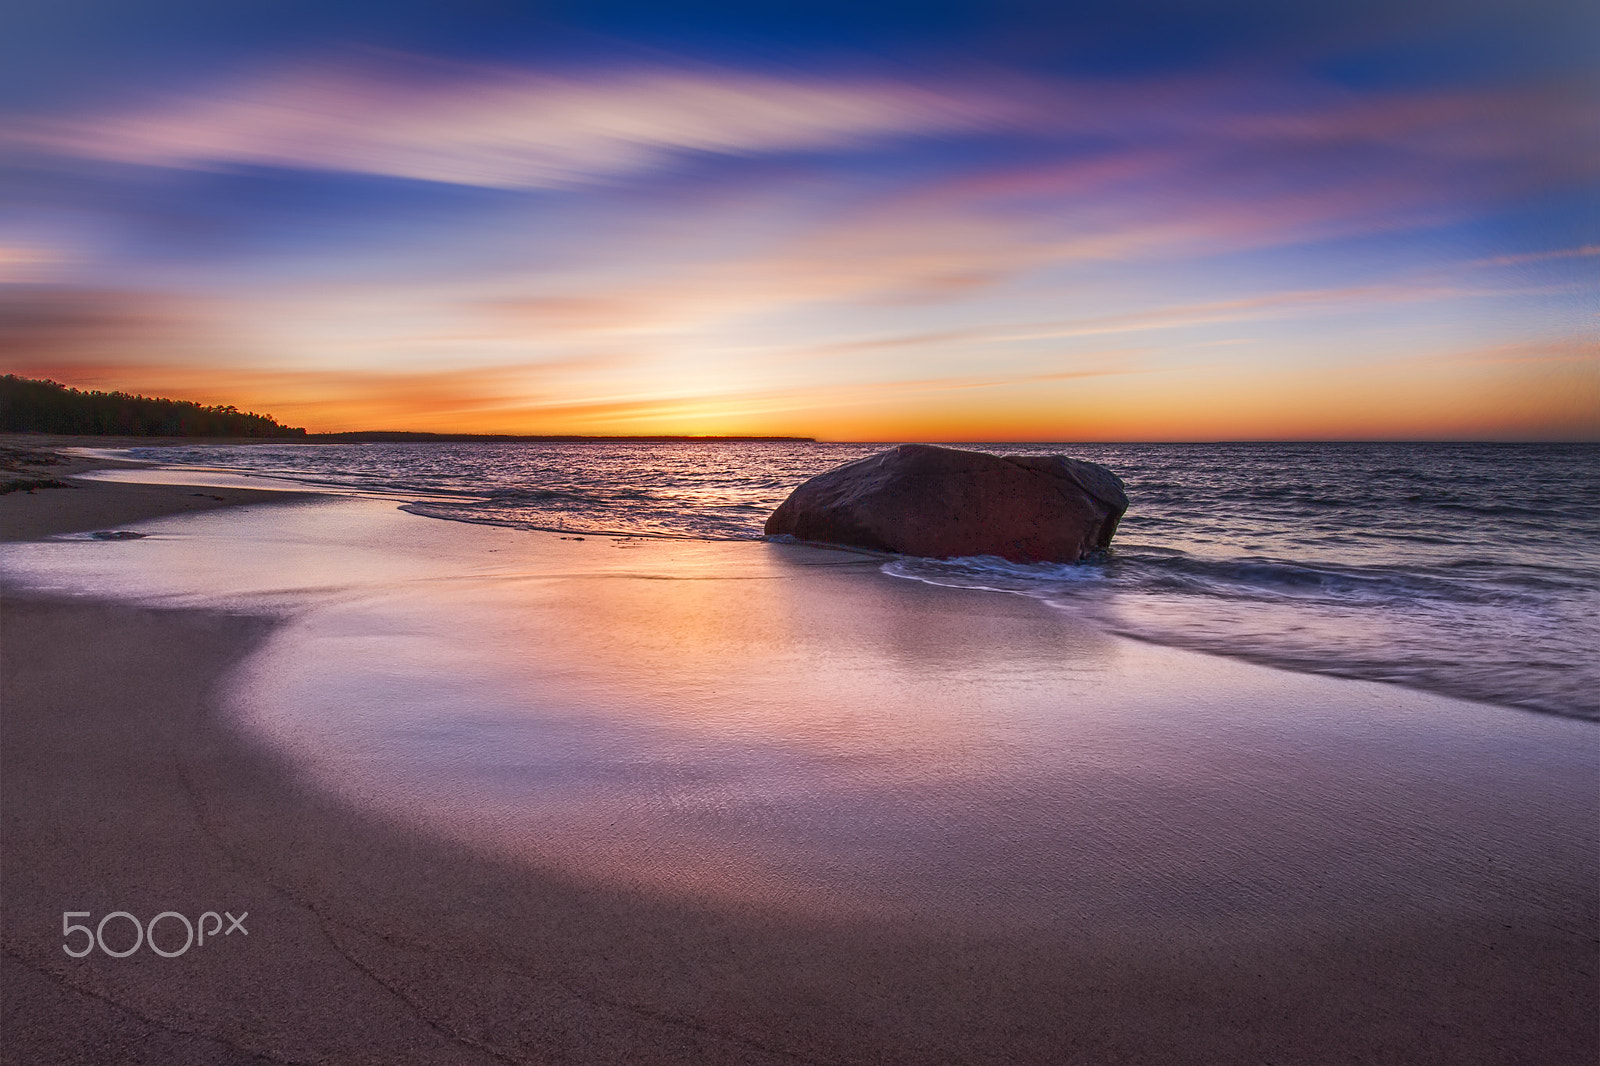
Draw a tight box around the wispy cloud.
[1472,245,1600,268]
[8,50,1589,200]
[5,44,1593,440]
[983,280,1510,343]
[0,286,225,363]
[4,55,1009,189]
[0,243,74,283]
[1391,335,1599,370]
[470,200,1471,345]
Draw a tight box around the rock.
[764,444,1127,563]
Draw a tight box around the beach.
[2,459,1597,1064]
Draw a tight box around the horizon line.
[7,431,1596,446]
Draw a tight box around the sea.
[119,440,1600,721]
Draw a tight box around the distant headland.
[1,375,307,438]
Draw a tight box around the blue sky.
[1,0,1594,437]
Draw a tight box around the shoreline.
[17,434,1593,722]
[0,476,326,543]
[0,440,326,543]
[2,463,1597,1063]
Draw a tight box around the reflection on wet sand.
[4,493,1595,944]
[6,480,1595,1065]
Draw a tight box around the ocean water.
[123,440,1600,720]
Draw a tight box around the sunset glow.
[1,2,1594,440]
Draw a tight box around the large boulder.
[764,444,1127,563]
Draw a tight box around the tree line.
[0,375,306,437]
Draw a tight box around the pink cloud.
[8,51,1587,202]
[4,55,1013,189]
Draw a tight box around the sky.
[0,0,1595,440]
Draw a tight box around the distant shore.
[0,430,818,445]
[2,457,1596,1064]
[305,431,819,442]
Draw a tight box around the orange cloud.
[8,275,1594,441]
[12,342,1593,441]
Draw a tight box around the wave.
[882,549,1600,721]
[123,439,1600,722]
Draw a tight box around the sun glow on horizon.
[1,7,1595,442]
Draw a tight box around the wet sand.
[0,440,321,543]
[2,465,1597,1064]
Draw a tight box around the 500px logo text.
[63,910,248,958]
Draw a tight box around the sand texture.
[2,468,1596,1064]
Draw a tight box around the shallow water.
[5,493,1593,928]
[120,440,1600,718]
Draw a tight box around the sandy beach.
[2,461,1596,1064]
[0,438,324,541]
